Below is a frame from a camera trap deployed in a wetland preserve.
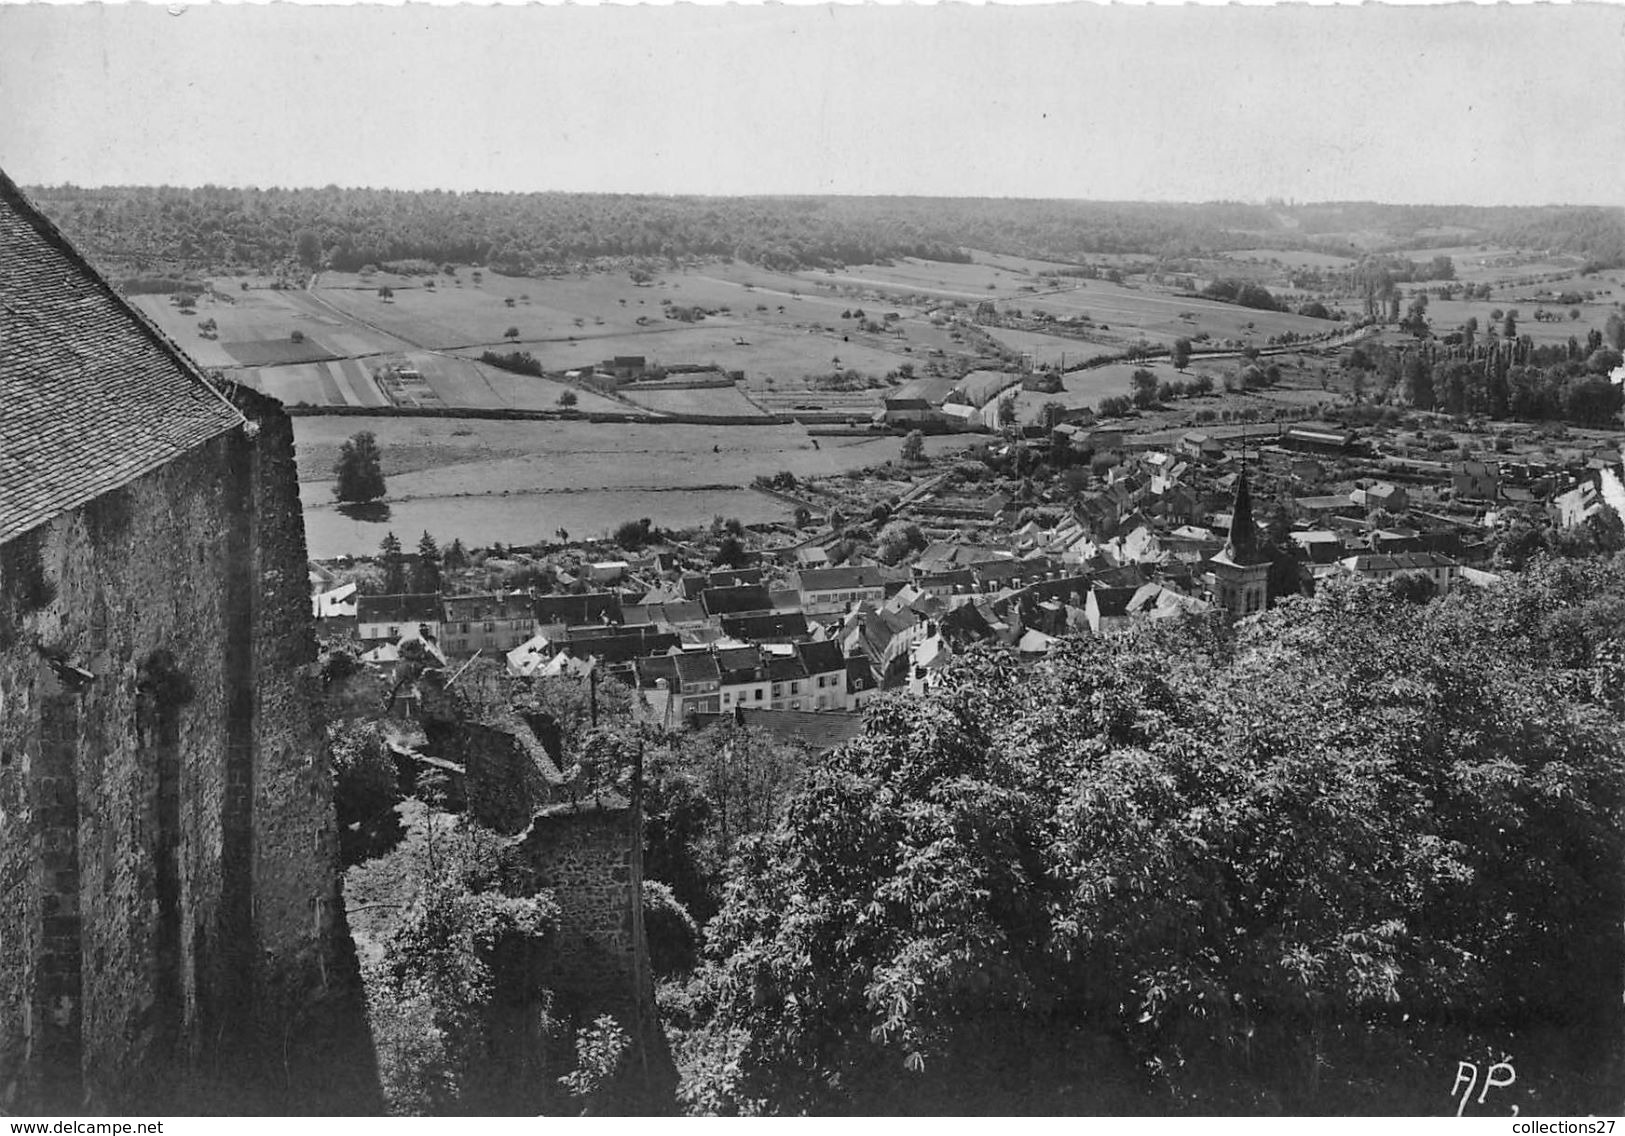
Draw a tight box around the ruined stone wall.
[505,804,675,1110]
[0,391,377,1114]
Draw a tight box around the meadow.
[618,384,769,417]
[1003,361,1184,425]
[294,416,975,556]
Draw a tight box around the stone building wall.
[0,389,376,1114]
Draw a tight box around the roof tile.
[1,170,244,544]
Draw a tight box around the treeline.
[1201,277,1286,311]
[1283,201,1625,265]
[28,185,1625,280]
[1350,334,1625,425]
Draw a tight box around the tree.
[334,431,387,503]
[614,518,654,551]
[997,394,1017,428]
[504,326,519,340]
[295,229,322,269]
[1605,312,1625,351]
[683,570,1625,1115]
[329,720,402,866]
[413,532,443,594]
[355,816,559,1115]
[712,535,748,569]
[1130,367,1158,408]
[1170,337,1191,371]
[443,539,469,571]
[557,390,578,408]
[900,430,925,464]
[379,532,408,594]
[875,520,926,566]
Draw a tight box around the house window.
[754,689,763,701]
[388,625,398,637]
[723,692,731,703]
[773,684,784,697]
[791,681,800,694]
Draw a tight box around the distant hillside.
[25,185,1625,279]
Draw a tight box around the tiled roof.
[795,638,845,677]
[0,169,245,545]
[561,623,680,663]
[700,584,773,617]
[357,593,442,624]
[443,591,532,622]
[715,645,766,683]
[533,591,622,627]
[794,565,890,593]
[721,612,811,642]
[674,651,722,687]
[766,652,808,682]
[1343,552,1459,574]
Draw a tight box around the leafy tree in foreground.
[335,430,387,503]
[681,565,1625,1115]
[360,816,560,1115]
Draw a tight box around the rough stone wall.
[449,722,547,836]
[504,805,675,1110]
[0,390,377,1114]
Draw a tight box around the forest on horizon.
[25,183,1625,279]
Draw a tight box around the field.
[133,257,1357,424]
[618,383,769,417]
[134,286,413,370]
[239,357,389,408]
[1004,362,1181,426]
[295,416,976,556]
[1221,248,1359,270]
[1410,296,1623,349]
[986,279,1335,350]
[791,254,1076,303]
[983,326,1113,368]
[1390,246,1590,286]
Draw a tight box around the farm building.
[1282,424,1360,455]
[879,375,960,427]
[601,355,647,379]
[952,369,1022,409]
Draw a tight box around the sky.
[0,2,1622,207]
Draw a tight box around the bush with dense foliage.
[676,562,1625,1115]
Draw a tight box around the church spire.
[1224,460,1261,564]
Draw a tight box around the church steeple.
[1223,461,1263,564]
[1207,459,1271,619]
